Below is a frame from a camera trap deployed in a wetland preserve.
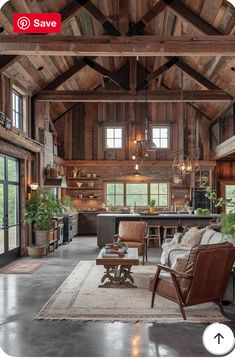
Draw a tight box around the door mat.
[36,261,229,323]
[0,261,43,274]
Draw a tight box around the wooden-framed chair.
[150,242,235,320]
[114,221,148,264]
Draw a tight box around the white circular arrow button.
[202,323,235,356]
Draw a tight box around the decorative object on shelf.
[76,181,83,188]
[92,173,97,178]
[79,194,83,199]
[72,167,78,178]
[88,182,94,188]
[195,208,210,216]
[87,173,91,178]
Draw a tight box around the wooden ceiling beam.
[82,1,120,36]
[127,0,169,35]
[35,90,232,102]
[0,0,86,72]
[42,57,96,91]
[163,0,223,35]
[1,35,234,56]
[60,0,88,22]
[130,57,137,94]
[137,57,179,90]
[174,58,221,90]
[82,57,129,90]
[0,55,17,72]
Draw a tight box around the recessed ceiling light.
[37,66,44,72]
[231,67,235,72]
[0,27,4,33]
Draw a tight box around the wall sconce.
[29,183,39,191]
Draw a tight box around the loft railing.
[210,104,235,150]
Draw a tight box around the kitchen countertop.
[97,213,220,218]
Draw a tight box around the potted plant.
[149,199,156,213]
[25,188,63,255]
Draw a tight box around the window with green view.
[106,183,124,207]
[106,182,169,207]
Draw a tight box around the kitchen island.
[97,213,220,247]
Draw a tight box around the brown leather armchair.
[150,243,235,320]
[114,221,148,264]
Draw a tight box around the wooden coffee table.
[96,248,139,288]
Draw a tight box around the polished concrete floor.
[0,236,235,357]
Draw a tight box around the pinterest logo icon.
[17,16,30,30]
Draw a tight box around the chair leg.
[216,299,224,315]
[178,302,187,320]
[151,267,161,308]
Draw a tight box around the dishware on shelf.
[92,173,97,178]
[76,181,83,188]
[87,173,91,178]
[88,182,94,188]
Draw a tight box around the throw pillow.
[172,253,189,272]
[180,227,206,247]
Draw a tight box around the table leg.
[99,265,137,288]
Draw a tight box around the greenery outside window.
[12,90,24,130]
[225,185,235,214]
[106,183,124,207]
[152,127,169,148]
[105,127,123,149]
[106,182,169,207]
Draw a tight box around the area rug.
[0,261,43,274]
[36,261,229,323]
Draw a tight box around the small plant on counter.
[149,199,156,213]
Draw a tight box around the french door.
[0,155,20,266]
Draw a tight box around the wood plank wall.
[55,102,212,210]
[55,102,210,161]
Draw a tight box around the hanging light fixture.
[137,87,156,152]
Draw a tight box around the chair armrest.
[157,264,193,279]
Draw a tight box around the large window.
[225,185,235,214]
[106,182,169,207]
[105,127,123,149]
[12,89,24,130]
[106,183,124,207]
[152,127,169,148]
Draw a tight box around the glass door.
[0,155,20,266]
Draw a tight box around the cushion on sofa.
[200,229,223,245]
[180,227,206,247]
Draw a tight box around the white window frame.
[152,126,170,149]
[105,126,123,149]
[11,85,28,133]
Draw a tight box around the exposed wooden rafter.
[82,57,129,90]
[163,0,223,35]
[127,0,169,35]
[0,0,87,72]
[42,57,96,91]
[137,57,179,90]
[174,58,221,90]
[0,35,234,56]
[35,90,232,102]
[81,1,120,36]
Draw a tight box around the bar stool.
[147,224,161,248]
[163,225,178,242]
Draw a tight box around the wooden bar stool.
[147,225,161,248]
[163,225,178,242]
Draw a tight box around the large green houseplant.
[25,188,63,249]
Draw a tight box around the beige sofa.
[161,228,234,268]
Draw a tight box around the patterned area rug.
[36,261,229,323]
[0,261,43,274]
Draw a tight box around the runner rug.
[0,261,43,274]
[36,261,229,323]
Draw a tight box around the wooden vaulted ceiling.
[0,0,234,121]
